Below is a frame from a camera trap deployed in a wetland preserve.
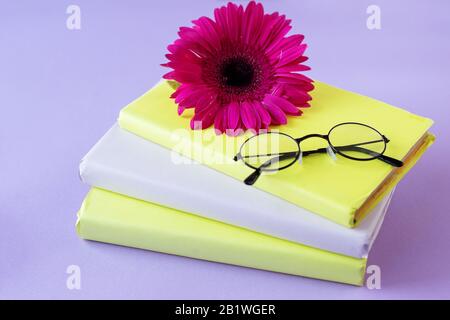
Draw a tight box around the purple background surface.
[1,0,449,299]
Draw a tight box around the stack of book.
[76,80,434,286]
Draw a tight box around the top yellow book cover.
[118,80,434,228]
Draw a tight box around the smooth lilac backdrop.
[1,0,449,299]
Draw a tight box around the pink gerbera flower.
[162,1,314,134]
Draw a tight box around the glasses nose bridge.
[295,134,328,144]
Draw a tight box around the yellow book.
[119,80,434,227]
[77,188,367,286]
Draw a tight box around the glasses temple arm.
[243,152,299,185]
[304,146,403,167]
[244,169,262,185]
[342,146,403,167]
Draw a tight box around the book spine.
[79,156,372,258]
[76,188,367,286]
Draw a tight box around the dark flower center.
[220,57,255,88]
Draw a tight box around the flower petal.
[253,101,271,128]
[240,101,257,129]
[263,96,288,125]
[227,102,240,130]
[264,94,301,116]
[192,17,220,48]
[214,107,226,133]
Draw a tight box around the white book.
[80,124,392,258]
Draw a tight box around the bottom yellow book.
[76,188,368,286]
